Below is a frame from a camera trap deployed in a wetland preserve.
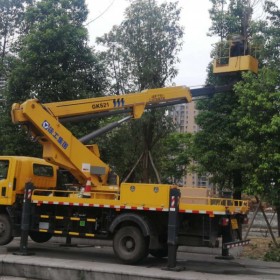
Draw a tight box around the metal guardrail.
[214,55,230,66]
[181,195,248,207]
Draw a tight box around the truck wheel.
[0,214,13,245]
[113,226,148,264]
[29,231,52,243]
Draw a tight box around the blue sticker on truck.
[42,120,69,150]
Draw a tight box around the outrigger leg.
[163,188,185,271]
[216,220,234,260]
[14,182,34,256]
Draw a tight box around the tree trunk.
[141,113,155,182]
[142,150,149,183]
[232,170,242,200]
[148,151,161,184]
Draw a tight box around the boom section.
[12,98,111,187]
[11,86,192,188]
[41,86,191,120]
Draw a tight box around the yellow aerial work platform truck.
[0,86,249,268]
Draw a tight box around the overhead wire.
[84,0,116,26]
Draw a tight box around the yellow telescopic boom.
[11,86,192,188]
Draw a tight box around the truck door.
[0,158,15,205]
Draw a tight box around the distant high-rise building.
[171,102,212,187]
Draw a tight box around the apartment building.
[171,101,211,187]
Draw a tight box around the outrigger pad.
[162,265,186,272]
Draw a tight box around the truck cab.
[0,156,57,245]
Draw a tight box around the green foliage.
[208,0,253,39]
[198,1,280,201]
[0,108,42,156]
[260,1,280,71]
[1,0,107,156]
[234,69,280,204]
[97,118,144,182]
[264,246,280,262]
[193,91,244,193]
[0,0,32,59]
[8,0,106,104]
[159,132,193,184]
[97,110,175,182]
[0,0,33,97]
[97,0,183,93]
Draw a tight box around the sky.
[85,0,217,88]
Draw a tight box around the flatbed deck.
[32,188,249,216]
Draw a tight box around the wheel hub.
[125,239,134,249]
[122,236,135,251]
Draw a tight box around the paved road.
[0,238,280,280]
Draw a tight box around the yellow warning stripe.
[55,216,64,220]
[39,216,97,222]
[38,229,94,237]
[70,217,80,221]
[40,215,49,219]
[69,232,79,236]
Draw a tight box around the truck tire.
[0,214,13,245]
[29,231,52,243]
[113,226,148,264]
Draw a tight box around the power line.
[85,0,116,26]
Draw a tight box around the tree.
[0,0,34,156]
[260,1,280,71]
[8,0,106,104]
[192,0,258,198]
[158,132,193,184]
[1,0,107,156]
[199,0,280,235]
[96,0,184,183]
[208,0,254,40]
[0,0,33,61]
[0,0,33,94]
[97,0,183,94]
[234,68,280,236]
[193,91,245,196]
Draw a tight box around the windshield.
[0,160,9,180]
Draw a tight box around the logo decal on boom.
[42,120,69,150]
